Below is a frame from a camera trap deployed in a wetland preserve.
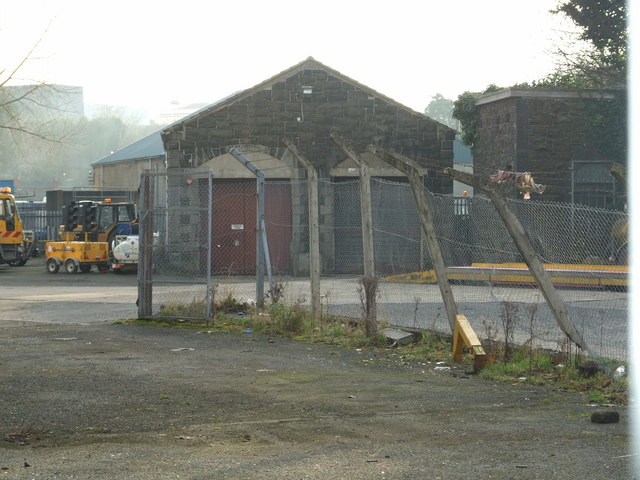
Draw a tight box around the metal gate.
[137,169,214,321]
[137,164,276,321]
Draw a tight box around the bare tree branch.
[0,19,52,87]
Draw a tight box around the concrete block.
[380,328,417,346]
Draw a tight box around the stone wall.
[474,88,621,203]
[163,63,454,193]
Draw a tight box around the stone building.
[156,57,455,275]
[160,57,454,185]
[473,88,625,209]
[91,57,455,275]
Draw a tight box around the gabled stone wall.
[163,63,454,193]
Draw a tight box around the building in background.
[473,88,625,209]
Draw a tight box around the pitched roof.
[91,129,165,166]
[92,92,239,166]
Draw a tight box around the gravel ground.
[0,320,632,479]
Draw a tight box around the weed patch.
[129,293,628,406]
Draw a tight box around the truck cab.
[0,187,30,265]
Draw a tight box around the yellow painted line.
[382,263,628,287]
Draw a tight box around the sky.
[2,0,575,122]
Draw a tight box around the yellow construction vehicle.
[0,186,34,267]
[46,199,137,273]
[45,239,109,273]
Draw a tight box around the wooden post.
[368,145,458,332]
[609,162,626,185]
[283,139,321,318]
[137,171,154,318]
[444,167,588,351]
[330,133,377,337]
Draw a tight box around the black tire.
[65,259,79,274]
[46,258,59,274]
[79,264,92,273]
[7,260,26,267]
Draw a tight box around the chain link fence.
[139,171,628,361]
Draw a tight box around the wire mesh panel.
[17,201,60,252]
[138,170,213,321]
[368,181,628,361]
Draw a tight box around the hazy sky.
[2,0,574,121]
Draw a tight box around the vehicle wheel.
[7,258,26,266]
[80,264,92,273]
[97,264,110,273]
[46,258,59,274]
[65,259,79,274]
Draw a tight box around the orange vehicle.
[0,186,34,266]
[45,240,109,274]
[52,199,138,272]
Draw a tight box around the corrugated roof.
[453,136,473,164]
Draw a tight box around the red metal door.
[211,180,256,274]
[265,182,292,273]
[205,180,292,275]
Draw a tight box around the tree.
[550,0,627,87]
[453,2,628,148]
[1,31,155,190]
[424,94,456,129]
[0,26,76,142]
[0,27,84,189]
[452,85,502,147]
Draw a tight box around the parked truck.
[0,186,34,266]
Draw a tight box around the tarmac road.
[0,261,138,324]
[0,261,632,479]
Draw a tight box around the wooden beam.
[282,138,321,318]
[330,133,377,337]
[609,163,626,185]
[452,315,486,361]
[368,145,458,332]
[444,167,588,351]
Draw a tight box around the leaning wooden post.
[330,133,377,337]
[444,167,588,352]
[283,138,321,318]
[368,145,458,332]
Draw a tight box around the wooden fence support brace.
[444,167,588,352]
[453,314,486,361]
[282,138,321,319]
[368,145,458,332]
